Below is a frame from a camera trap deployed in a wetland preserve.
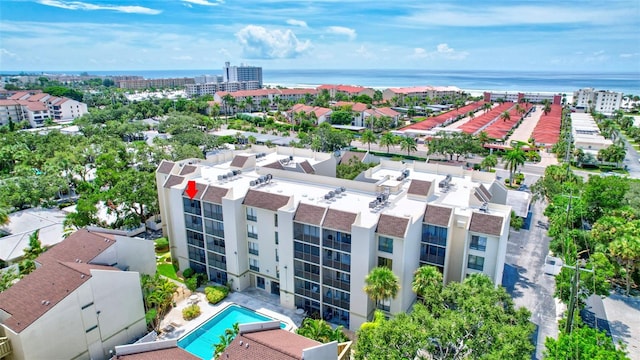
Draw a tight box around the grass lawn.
[157,263,180,282]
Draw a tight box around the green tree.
[411,265,442,307]
[364,266,400,311]
[544,326,629,359]
[0,207,9,226]
[503,144,527,187]
[480,154,498,171]
[379,132,398,154]
[296,318,348,343]
[609,234,640,296]
[500,110,511,122]
[399,136,417,156]
[360,129,377,152]
[356,274,534,360]
[213,323,240,359]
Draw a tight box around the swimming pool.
[178,304,285,359]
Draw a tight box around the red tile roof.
[531,104,562,146]
[401,100,487,132]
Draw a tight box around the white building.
[155,146,511,330]
[223,62,263,87]
[0,229,155,360]
[573,88,623,115]
[382,86,462,104]
[0,91,88,127]
[571,112,613,156]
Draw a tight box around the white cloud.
[326,26,356,40]
[37,0,161,15]
[172,55,193,61]
[412,43,468,60]
[235,25,311,59]
[0,48,18,58]
[182,0,224,6]
[355,45,374,59]
[286,19,308,28]
[620,53,638,58]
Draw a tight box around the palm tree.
[500,110,511,122]
[222,94,234,117]
[260,98,270,113]
[0,208,9,227]
[477,131,490,148]
[400,136,417,156]
[609,235,640,295]
[361,129,377,152]
[503,144,527,187]
[412,265,443,300]
[483,102,492,114]
[542,99,552,115]
[364,266,400,311]
[296,318,348,343]
[515,104,525,119]
[467,111,476,121]
[379,133,398,154]
[480,154,498,171]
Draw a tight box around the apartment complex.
[156,147,511,330]
[571,112,613,156]
[317,85,375,99]
[116,78,195,90]
[573,88,623,115]
[382,86,462,103]
[0,91,88,127]
[212,88,318,112]
[0,229,155,360]
[483,91,562,104]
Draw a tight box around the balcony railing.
[249,265,260,272]
[295,287,320,301]
[294,268,320,283]
[323,238,351,252]
[323,297,350,311]
[0,337,12,358]
[323,258,350,272]
[248,248,259,256]
[420,253,445,266]
[322,276,350,292]
[247,232,258,239]
[294,251,320,264]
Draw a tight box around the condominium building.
[116,78,195,90]
[483,91,562,104]
[0,229,155,360]
[156,147,510,330]
[573,88,623,115]
[571,112,613,156]
[382,86,462,104]
[0,91,88,127]
[223,62,263,87]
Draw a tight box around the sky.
[0,0,639,73]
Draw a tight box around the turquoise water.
[177,305,285,359]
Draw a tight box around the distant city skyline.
[1,0,639,73]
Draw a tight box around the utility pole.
[563,252,593,334]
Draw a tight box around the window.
[470,235,487,251]
[246,207,257,221]
[378,257,393,269]
[250,258,260,272]
[275,231,279,245]
[187,230,204,248]
[420,244,445,266]
[206,236,225,254]
[257,276,265,289]
[294,241,320,263]
[248,242,259,256]
[207,251,227,270]
[467,255,485,271]
[205,219,224,238]
[184,214,203,232]
[275,248,279,262]
[247,224,258,239]
[203,202,223,220]
[183,198,201,215]
[294,223,320,245]
[274,213,278,227]
[422,225,447,246]
[188,246,206,263]
[378,236,393,253]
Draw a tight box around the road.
[501,198,558,360]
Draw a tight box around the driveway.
[502,199,558,359]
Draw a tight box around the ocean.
[6,69,639,95]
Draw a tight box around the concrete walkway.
[158,287,305,341]
[603,294,640,359]
[507,106,543,143]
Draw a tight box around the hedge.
[182,304,201,321]
[205,285,229,304]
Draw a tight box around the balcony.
[294,268,320,283]
[323,238,351,252]
[248,248,259,256]
[0,337,12,359]
[420,253,445,266]
[294,251,320,264]
[322,276,350,292]
[295,287,320,301]
[247,232,258,239]
[324,296,350,311]
[249,265,260,272]
[323,258,350,272]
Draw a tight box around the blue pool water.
[177,304,285,359]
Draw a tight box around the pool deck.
[158,286,305,341]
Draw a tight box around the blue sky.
[1,0,639,72]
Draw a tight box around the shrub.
[154,237,169,253]
[185,277,198,292]
[195,272,208,287]
[182,267,195,279]
[182,304,201,321]
[205,285,229,304]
